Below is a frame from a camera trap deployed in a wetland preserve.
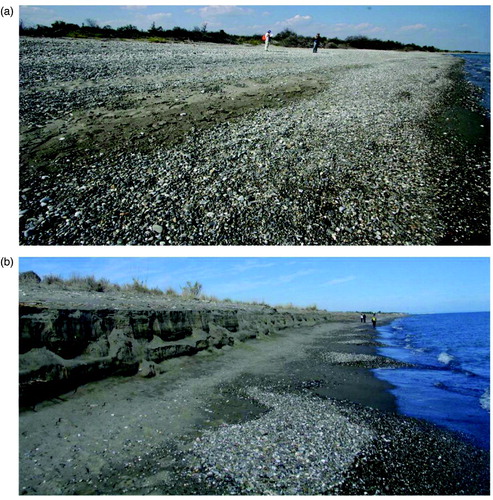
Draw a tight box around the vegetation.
[19,271,323,310]
[124,278,164,296]
[18,19,457,53]
[180,280,203,299]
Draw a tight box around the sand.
[19,316,489,495]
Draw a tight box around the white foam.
[480,387,490,412]
[438,352,454,365]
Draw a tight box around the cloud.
[197,6,254,18]
[324,276,356,286]
[332,22,384,35]
[399,23,427,32]
[20,6,53,14]
[142,12,172,22]
[231,260,276,274]
[283,14,312,25]
[120,6,148,10]
[20,6,59,26]
[278,269,315,283]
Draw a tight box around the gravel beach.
[19,315,489,495]
[20,38,490,245]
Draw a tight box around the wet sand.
[19,316,489,495]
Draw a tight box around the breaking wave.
[438,351,454,365]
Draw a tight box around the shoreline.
[372,312,490,451]
[19,315,489,495]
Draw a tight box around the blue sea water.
[373,312,490,449]
[450,53,490,113]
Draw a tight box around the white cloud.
[283,14,312,25]
[143,13,172,22]
[20,6,59,26]
[120,6,148,11]
[324,276,356,286]
[332,22,384,35]
[278,269,315,284]
[399,23,427,32]
[21,6,52,14]
[198,6,254,18]
[231,260,276,274]
[273,14,313,30]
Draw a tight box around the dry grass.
[20,272,324,311]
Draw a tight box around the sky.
[19,257,489,314]
[19,4,490,52]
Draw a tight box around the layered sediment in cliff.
[19,294,332,406]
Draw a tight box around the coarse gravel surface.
[320,351,413,368]
[20,38,489,245]
[184,385,489,495]
[186,387,376,495]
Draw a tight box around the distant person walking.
[363,314,367,323]
[313,33,321,53]
[264,30,273,51]
[360,314,364,323]
[371,314,377,328]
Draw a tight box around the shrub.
[124,278,164,295]
[181,281,203,299]
[63,274,117,292]
[43,274,65,286]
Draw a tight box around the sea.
[373,312,490,450]
[450,53,490,113]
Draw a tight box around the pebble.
[19,39,489,245]
[182,384,489,495]
[320,351,413,367]
[185,387,375,494]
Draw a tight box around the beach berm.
[20,39,489,245]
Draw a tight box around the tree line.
[20,20,456,53]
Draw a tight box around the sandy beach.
[19,313,489,495]
[20,39,489,245]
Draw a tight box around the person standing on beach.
[363,313,367,323]
[360,313,364,323]
[371,314,377,328]
[264,30,273,51]
[313,33,321,53]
